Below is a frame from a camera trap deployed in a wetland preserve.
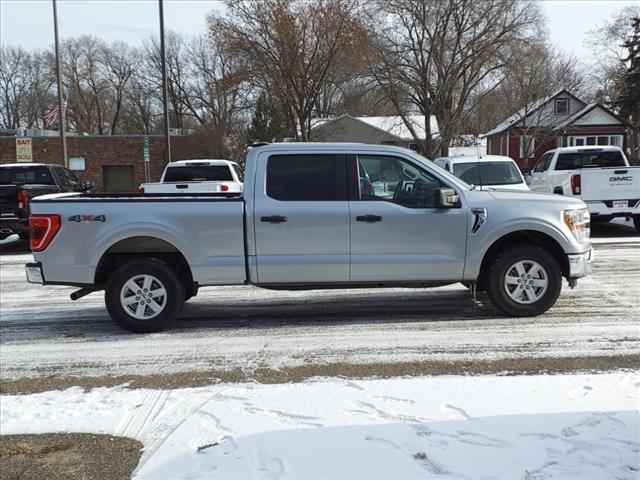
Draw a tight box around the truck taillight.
[137,185,145,194]
[29,215,61,252]
[220,184,229,192]
[570,174,581,195]
[17,190,29,212]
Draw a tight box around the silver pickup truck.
[26,143,593,332]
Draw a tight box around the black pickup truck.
[0,163,92,240]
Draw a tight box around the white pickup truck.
[528,146,640,231]
[140,159,244,194]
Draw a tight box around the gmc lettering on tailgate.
[609,176,633,183]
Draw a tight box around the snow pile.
[2,372,639,479]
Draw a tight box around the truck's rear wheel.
[634,216,640,233]
[105,258,185,333]
[485,245,562,317]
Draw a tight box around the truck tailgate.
[580,167,640,202]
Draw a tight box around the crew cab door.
[253,153,350,284]
[348,154,467,282]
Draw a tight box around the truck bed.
[30,192,247,286]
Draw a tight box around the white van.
[433,155,529,191]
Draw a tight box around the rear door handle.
[175,184,188,189]
[356,215,382,223]
[260,215,287,224]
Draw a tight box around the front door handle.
[356,215,382,223]
[260,215,287,224]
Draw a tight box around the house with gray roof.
[483,89,631,168]
[309,114,440,151]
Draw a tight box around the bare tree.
[211,0,367,141]
[364,0,542,157]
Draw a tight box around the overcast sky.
[1,0,639,58]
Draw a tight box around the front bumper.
[568,249,594,279]
[25,262,44,284]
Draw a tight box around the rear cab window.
[266,155,344,201]
[164,165,234,182]
[0,166,54,185]
[555,151,626,170]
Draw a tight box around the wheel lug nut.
[144,289,148,292]
[147,299,151,303]
[137,290,141,294]
[135,296,140,300]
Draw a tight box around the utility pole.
[158,0,171,164]
[52,0,68,167]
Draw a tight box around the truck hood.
[487,190,586,209]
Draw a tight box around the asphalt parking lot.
[1,219,639,394]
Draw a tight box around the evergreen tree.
[611,16,640,126]
[247,93,284,143]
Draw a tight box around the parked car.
[433,155,529,191]
[139,159,244,194]
[26,143,592,332]
[527,146,640,232]
[0,163,92,240]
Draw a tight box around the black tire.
[485,245,562,317]
[105,258,185,333]
[634,216,640,233]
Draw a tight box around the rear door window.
[232,164,244,182]
[533,153,552,172]
[0,166,54,185]
[54,167,82,188]
[267,155,343,201]
[164,165,234,182]
[556,151,626,170]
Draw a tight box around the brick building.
[0,133,220,192]
[483,89,632,169]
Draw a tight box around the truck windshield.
[556,152,626,170]
[164,165,233,182]
[453,162,523,185]
[0,166,55,185]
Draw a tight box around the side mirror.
[436,187,459,208]
[524,174,532,185]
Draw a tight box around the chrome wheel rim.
[504,260,548,305]
[120,274,167,320]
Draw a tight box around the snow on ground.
[2,372,638,479]
[2,243,639,383]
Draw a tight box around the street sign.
[143,136,150,162]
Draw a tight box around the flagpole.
[158,0,171,164]
[52,0,68,167]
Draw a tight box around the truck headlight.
[563,208,590,243]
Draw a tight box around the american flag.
[44,105,59,127]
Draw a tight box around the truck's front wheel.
[633,215,640,233]
[485,245,562,317]
[105,258,185,333]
